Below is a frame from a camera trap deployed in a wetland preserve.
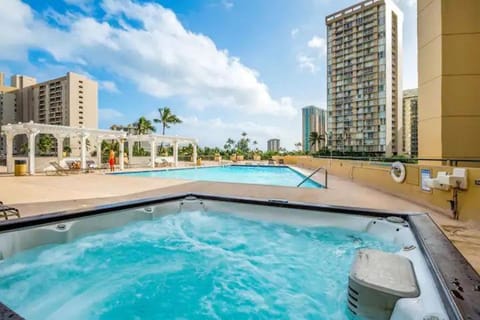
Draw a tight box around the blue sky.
[0,0,417,150]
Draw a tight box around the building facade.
[0,72,98,156]
[267,138,280,152]
[302,106,327,153]
[326,0,403,156]
[418,0,480,165]
[402,89,418,156]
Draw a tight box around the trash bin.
[14,159,27,176]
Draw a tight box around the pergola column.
[54,134,67,163]
[80,133,89,170]
[193,144,197,165]
[5,133,14,173]
[28,130,39,175]
[96,139,102,167]
[128,139,133,162]
[173,141,179,167]
[119,139,125,171]
[150,139,156,168]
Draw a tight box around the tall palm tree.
[153,107,182,135]
[133,116,156,135]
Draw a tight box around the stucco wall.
[276,156,480,221]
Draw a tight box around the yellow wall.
[275,156,480,221]
[418,0,480,161]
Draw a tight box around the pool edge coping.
[108,164,325,188]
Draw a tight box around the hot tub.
[0,194,478,319]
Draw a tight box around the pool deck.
[0,165,479,273]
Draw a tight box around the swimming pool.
[113,165,323,188]
[0,194,478,319]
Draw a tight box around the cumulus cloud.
[0,0,296,117]
[180,116,287,149]
[307,36,326,51]
[297,54,317,73]
[297,35,326,73]
[99,80,119,93]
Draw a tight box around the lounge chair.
[45,161,69,175]
[0,201,20,220]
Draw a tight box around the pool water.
[115,165,322,188]
[0,210,398,319]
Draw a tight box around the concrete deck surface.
[0,166,478,273]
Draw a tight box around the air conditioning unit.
[348,249,419,320]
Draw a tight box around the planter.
[230,154,237,161]
[236,155,244,161]
[253,155,261,161]
[214,155,222,161]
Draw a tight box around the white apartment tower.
[326,0,403,156]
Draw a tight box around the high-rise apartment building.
[0,71,98,155]
[402,89,418,156]
[326,0,403,156]
[418,0,480,165]
[302,106,327,153]
[267,138,280,152]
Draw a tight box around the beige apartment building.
[302,106,327,153]
[326,0,403,156]
[418,0,480,164]
[0,72,98,155]
[403,88,418,156]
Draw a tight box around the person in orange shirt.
[109,149,115,172]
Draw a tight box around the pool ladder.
[297,167,328,188]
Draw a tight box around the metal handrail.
[297,166,328,188]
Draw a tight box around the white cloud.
[99,80,119,93]
[222,0,234,10]
[0,0,296,117]
[290,28,299,38]
[64,0,94,13]
[297,54,317,73]
[307,36,326,52]
[180,116,290,150]
[297,35,326,73]
[98,108,124,121]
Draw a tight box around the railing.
[297,167,328,189]
[311,155,480,166]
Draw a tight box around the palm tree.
[309,131,319,151]
[131,117,155,156]
[253,140,258,151]
[294,142,302,151]
[224,138,235,154]
[133,116,156,135]
[153,107,182,135]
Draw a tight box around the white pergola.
[1,122,198,175]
